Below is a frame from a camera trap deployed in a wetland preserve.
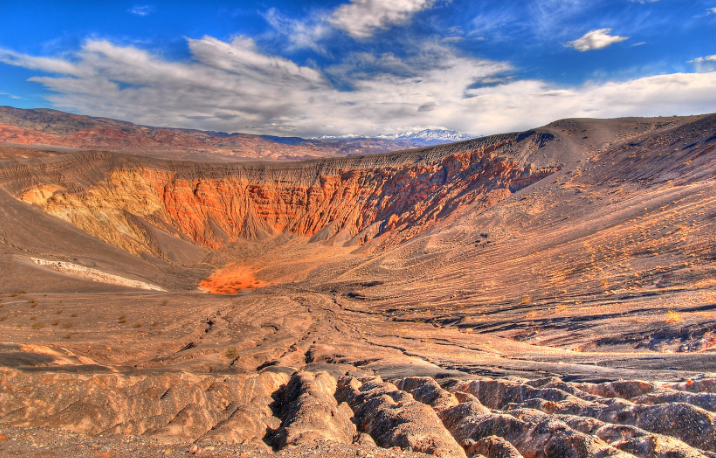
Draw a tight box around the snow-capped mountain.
[314,129,473,142]
[381,129,473,142]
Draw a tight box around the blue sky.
[0,0,715,137]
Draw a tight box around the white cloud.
[689,55,716,63]
[567,29,628,51]
[2,37,716,138]
[262,8,331,53]
[0,48,82,76]
[129,5,153,16]
[0,92,20,99]
[329,0,435,38]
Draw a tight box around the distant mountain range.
[314,129,473,142]
[0,106,475,162]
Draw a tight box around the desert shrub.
[666,310,682,323]
[225,348,239,360]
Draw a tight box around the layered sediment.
[3,132,557,258]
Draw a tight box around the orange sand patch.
[199,265,269,295]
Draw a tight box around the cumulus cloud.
[1,37,716,138]
[567,29,628,52]
[689,55,716,63]
[329,0,435,38]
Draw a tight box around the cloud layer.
[1,36,715,138]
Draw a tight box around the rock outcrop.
[271,371,357,448]
[337,376,467,457]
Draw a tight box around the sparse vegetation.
[61,322,74,329]
[134,323,143,328]
[118,315,126,324]
[31,322,45,330]
[666,310,682,323]
[225,348,239,359]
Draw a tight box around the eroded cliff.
[3,132,558,259]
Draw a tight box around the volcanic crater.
[1,111,716,457]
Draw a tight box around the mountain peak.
[313,128,474,143]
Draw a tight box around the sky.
[0,1,715,138]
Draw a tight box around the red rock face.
[6,133,557,257]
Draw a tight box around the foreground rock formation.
[4,368,716,458]
[1,113,716,457]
